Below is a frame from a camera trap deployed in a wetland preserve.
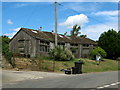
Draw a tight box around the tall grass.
[14,57,119,73]
[36,58,118,73]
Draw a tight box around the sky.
[2,1,118,40]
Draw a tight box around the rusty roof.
[12,28,97,44]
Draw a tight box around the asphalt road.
[2,71,119,89]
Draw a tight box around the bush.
[116,57,120,61]
[1,35,15,68]
[49,46,74,61]
[90,47,107,59]
[5,51,13,61]
[5,51,15,68]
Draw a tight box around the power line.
[22,4,53,28]
[22,5,39,28]
[58,3,112,28]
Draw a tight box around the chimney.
[75,33,78,36]
[64,32,67,36]
[38,27,42,31]
[52,30,54,33]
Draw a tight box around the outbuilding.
[9,28,97,58]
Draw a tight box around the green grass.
[82,59,118,73]
[37,58,119,73]
[14,57,119,73]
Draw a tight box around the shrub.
[1,35,15,68]
[116,57,120,61]
[64,63,68,66]
[70,47,77,53]
[49,46,74,61]
[90,47,107,59]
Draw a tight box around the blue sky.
[2,2,118,40]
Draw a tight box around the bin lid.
[75,61,84,64]
[72,67,78,69]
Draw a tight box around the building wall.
[81,48,90,58]
[77,44,82,58]
[50,42,55,49]
[81,45,94,58]
[9,30,37,58]
[36,39,50,57]
[9,30,95,58]
[65,43,70,49]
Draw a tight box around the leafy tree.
[98,29,120,59]
[70,24,81,36]
[1,35,15,67]
[90,47,107,59]
[2,35,10,54]
[49,46,74,61]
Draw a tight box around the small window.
[39,40,50,52]
[83,44,89,47]
[40,45,49,52]
[18,47,25,54]
[70,43,78,47]
[18,40,24,42]
[70,47,78,53]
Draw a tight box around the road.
[2,70,119,89]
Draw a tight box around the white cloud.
[61,2,100,12]
[4,32,17,39]
[14,4,28,8]
[81,23,118,40]
[10,27,21,31]
[4,27,21,39]
[59,14,89,28]
[92,10,118,16]
[7,19,13,24]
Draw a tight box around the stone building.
[9,28,97,58]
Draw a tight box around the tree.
[70,24,81,36]
[98,29,120,59]
[2,35,10,54]
[90,47,107,59]
[1,35,15,67]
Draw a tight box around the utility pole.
[53,1,58,72]
[55,1,58,47]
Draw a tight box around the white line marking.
[115,82,120,84]
[97,87,104,89]
[103,85,110,88]
[97,82,120,89]
[110,83,116,86]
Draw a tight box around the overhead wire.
[58,3,113,28]
[22,4,39,28]
[22,3,53,29]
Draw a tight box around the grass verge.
[36,58,119,73]
[6,57,119,73]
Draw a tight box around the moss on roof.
[16,28,97,44]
